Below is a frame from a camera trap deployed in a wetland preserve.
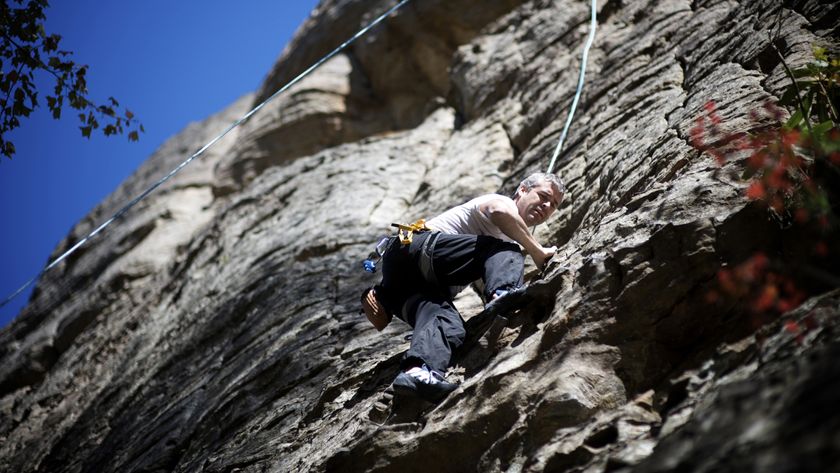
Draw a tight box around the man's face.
[515,180,563,226]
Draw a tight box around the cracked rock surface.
[1,1,839,472]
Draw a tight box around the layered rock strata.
[1,0,838,472]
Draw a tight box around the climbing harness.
[360,219,429,273]
[360,217,429,273]
[392,219,430,245]
[546,0,597,174]
[1,0,415,310]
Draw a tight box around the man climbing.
[361,172,565,402]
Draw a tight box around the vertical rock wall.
[1,1,838,472]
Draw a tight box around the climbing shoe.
[361,287,392,331]
[392,364,457,403]
[484,286,529,315]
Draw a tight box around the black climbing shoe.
[484,286,529,315]
[392,364,457,403]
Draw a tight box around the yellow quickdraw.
[391,219,429,245]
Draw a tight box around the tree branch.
[0,62,26,131]
[767,30,813,136]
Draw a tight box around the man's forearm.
[488,210,543,258]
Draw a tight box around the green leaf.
[80,125,92,138]
[786,108,803,128]
[802,95,813,120]
[128,130,139,142]
[44,34,61,52]
[813,45,828,61]
[813,120,833,137]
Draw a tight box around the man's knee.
[440,315,466,346]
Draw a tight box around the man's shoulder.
[469,193,515,206]
[427,193,515,236]
[469,193,517,212]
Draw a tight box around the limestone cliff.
[1,1,839,472]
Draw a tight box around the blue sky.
[0,0,320,326]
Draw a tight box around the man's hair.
[518,172,566,195]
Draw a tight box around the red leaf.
[717,269,737,294]
[794,208,809,224]
[769,196,784,213]
[746,181,765,200]
[815,241,828,257]
[747,149,767,169]
[753,284,778,312]
[818,216,829,229]
[751,253,769,272]
[705,290,719,303]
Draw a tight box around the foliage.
[692,44,840,323]
[0,0,143,159]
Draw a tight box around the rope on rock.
[546,0,598,174]
[0,0,414,310]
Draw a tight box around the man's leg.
[401,293,466,373]
[415,233,524,300]
[482,241,525,299]
[392,292,462,402]
[413,233,489,287]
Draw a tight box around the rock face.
[1,1,839,472]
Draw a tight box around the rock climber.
[360,172,565,402]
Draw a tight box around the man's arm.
[480,198,556,269]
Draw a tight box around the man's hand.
[532,245,557,270]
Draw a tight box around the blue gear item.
[361,236,393,273]
[363,259,378,273]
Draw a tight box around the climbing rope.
[546,0,597,174]
[0,0,414,310]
